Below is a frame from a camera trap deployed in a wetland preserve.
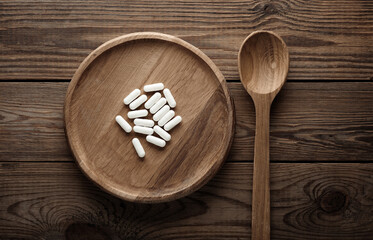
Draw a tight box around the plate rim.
[64,32,235,203]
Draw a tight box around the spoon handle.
[252,100,271,240]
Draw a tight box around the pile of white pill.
[115,83,182,158]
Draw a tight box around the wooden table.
[1,1,372,239]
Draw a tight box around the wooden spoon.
[238,30,289,240]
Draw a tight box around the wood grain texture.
[0,0,372,81]
[0,161,372,239]
[232,82,373,162]
[64,32,234,203]
[1,82,373,162]
[238,30,289,240]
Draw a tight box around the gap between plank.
[1,160,373,164]
[0,79,372,83]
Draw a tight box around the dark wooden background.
[1,0,372,239]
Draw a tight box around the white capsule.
[150,97,167,114]
[128,109,148,119]
[153,105,170,122]
[163,88,176,108]
[123,89,141,105]
[129,94,147,110]
[133,126,154,135]
[158,110,175,127]
[144,83,164,92]
[144,92,161,109]
[134,118,154,127]
[154,125,171,141]
[132,138,145,158]
[164,116,182,131]
[115,115,132,133]
[146,135,166,148]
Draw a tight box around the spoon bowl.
[239,31,289,98]
[238,30,289,240]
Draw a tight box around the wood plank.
[232,82,373,162]
[0,162,372,239]
[0,0,372,81]
[0,82,70,161]
[1,82,372,162]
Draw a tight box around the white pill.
[163,88,176,108]
[150,97,167,114]
[158,110,175,127]
[154,125,171,141]
[115,115,132,133]
[132,138,145,158]
[153,105,170,122]
[129,94,147,110]
[128,109,148,119]
[144,92,161,109]
[134,118,154,127]
[133,126,154,135]
[164,116,182,131]
[144,83,164,92]
[146,135,166,148]
[123,89,141,105]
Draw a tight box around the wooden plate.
[64,32,234,203]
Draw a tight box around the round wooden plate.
[64,32,234,203]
